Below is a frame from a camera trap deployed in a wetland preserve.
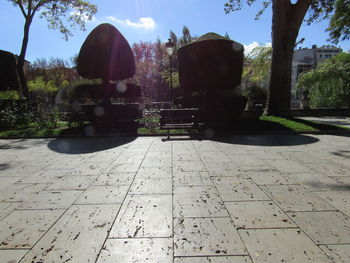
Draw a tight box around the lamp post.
[165,38,175,101]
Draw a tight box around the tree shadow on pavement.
[47,136,136,154]
[211,134,319,147]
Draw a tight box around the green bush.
[0,100,35,129]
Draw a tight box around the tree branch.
[16,0,28,18]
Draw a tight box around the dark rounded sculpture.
[72,24,141,132]
[77,23,135,81]
[177,33,247,123]
[178,33,244,93]
[0,50,20,91]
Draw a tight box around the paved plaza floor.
[0,134,350,263]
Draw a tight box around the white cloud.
[106,16,156,30]
[244,41,272,55]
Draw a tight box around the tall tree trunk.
[266,0,311,116]
[17,17,32,99]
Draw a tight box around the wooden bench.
[160,108,201,139]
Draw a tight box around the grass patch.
[0,127,64,137]
[0,116,348,138]
[259,116,319,132]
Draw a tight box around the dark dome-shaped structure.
[178,32,244,93]
[77,23,135,81]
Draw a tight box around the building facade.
[291,44,342,88]
[291,45,342,107]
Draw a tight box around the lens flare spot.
[84,125,95,136]
[94,106,104,117]
[116,81,127,93]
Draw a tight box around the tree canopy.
[224,0,337,116]
[224,0,335,23]
[7,0,97,99]
[8,0,97,40]
[296,53,350,108]
[243,46,272,87]
[328,0,350,43]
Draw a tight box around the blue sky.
[1,0,349,63]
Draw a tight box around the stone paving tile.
[279,151,322,163]
[173,153,201,161]
[173,171,213,186]
[0,183,49,202]
[19,204,120,263]
[108,163,140,173]
[174,186,228,217]
[45,159,82,170]
[93,172,135,186]
[16,169,68,184]
[262,185,336,212]
[240,228,333,263]
[174,217,247,257]
[286,172,344,191]
[247,170,295,185]
[250,150,284,160]
[129,178,172,194]
[19,190,82,209]
[228,154,268,167]
[45,175,97,190]
[96,238,173,263]
[320,244,350,263]
[204,162,244,177]
[0,249,28,263]
[174,161,206,172]
[136,166,172,179]
[268,159,311,173]
[218,147,250,156]
[0,177,22,190]
[65,162,110,176]
[333,176,350,185]
[226,201,296,229]
[287,211,350,244]
[141,158,171,167]
[0,164,43,177]
[314,191,350,217]
[0,209,64,249]
[75,185,129,204]
[175,256,253,263]
[213,178,269,201]
[114,153,145,164]
[109,195,172,238]
[0,203,19,221]
[199,152,231,162]
[305,163,350,177]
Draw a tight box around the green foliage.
[0,101,35,129]
[28,77,58,94]
[224,1,336,23]
[296,53,350,108]
[243,46,272,85]
[328,0,350,43]
[161,71,180,90]
[0,91,19,100]
[8,0,97,40]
